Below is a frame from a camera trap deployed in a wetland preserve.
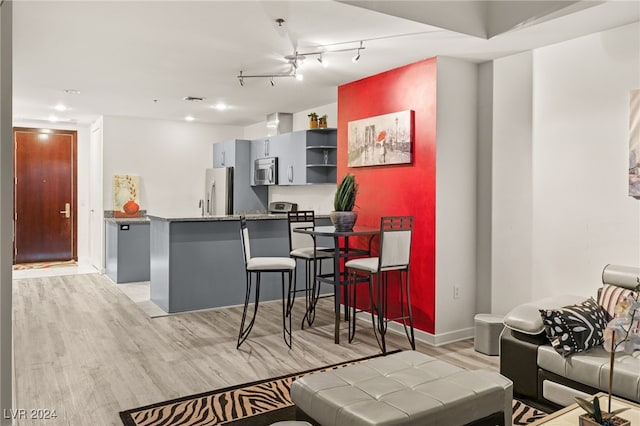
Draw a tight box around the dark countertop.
[146,213,330,222]
[105,217,150,224]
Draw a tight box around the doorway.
[14,127,77,263]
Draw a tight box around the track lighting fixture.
[237,41,364,85]
[237,69,297,87]
[352,41,363,63]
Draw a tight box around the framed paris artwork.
[347,110,414,167]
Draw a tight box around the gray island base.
[148,214,332,313]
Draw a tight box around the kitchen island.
[148,213,332,313]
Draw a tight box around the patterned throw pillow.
[598,284,637,320]
[539,298,608,357]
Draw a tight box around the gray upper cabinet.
[213,139,237,168]
[271,129,337,185]
[273,132,306,185]
[251,137,272,159]
[248,129,337,186]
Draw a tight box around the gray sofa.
[499,264,640,409]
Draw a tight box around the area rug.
[13,259,77,270]
[120,352,548,426]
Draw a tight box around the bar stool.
[345,216,415,354]
[287,211,333,326]
[237,217,296,349]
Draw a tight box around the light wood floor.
[13,274,498,426]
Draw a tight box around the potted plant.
[308,112,319,129]
[330,174,358,231]
[574,396,629,426]
[318,115,328,128]
[575,278,639,426]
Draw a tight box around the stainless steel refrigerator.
[205,167,233,215]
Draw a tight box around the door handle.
[221,151,225,166]
[59,202,70,218]
[288,165,293,183]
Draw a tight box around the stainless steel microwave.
[254,157,278,185]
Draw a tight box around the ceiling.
[12,1,640,127]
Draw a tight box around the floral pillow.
[539,298,609,357]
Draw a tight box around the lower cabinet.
[105,220,150,283]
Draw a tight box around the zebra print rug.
[120,352,548,426]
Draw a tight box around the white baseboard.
[354,311,474,347]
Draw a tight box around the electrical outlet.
[453,286,461,299]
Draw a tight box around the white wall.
[531,22,640,299]
[0,2,12,422]
[491,51,534,314]
[435,57,478,339]
[102,116,242,217]
[13,120,92,264]
[476,61,493,314]
[89,118,104,271]
[244,102,338,213]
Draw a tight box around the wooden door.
[14,127,77,263]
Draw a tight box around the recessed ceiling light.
[295,73,304,81]
[185,115,195,122]
[54,104,67,112]
[48,115,59,123]
[214,102,227,111]
[64,89,81,95]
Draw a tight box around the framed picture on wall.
[113,174,142,217]
[347,110,414,167]
[630,89,640,198]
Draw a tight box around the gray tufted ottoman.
[290,351,512,426]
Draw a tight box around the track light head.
[317,55,323,64]
[238,71,245,86]
[352,41,363,62]
[270,78,275,86]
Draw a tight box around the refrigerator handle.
[221,151,225,166]
[209,182,215,215]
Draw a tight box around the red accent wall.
[337,57,437,334]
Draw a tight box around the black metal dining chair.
[286,211,333,326]
[344,216,415,353]
[237,217,296,349]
